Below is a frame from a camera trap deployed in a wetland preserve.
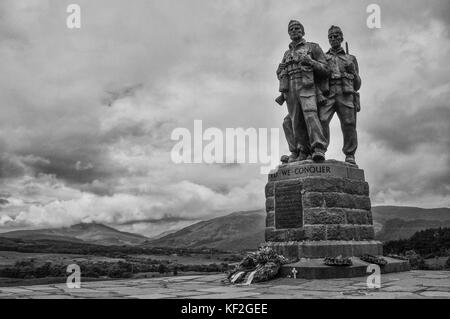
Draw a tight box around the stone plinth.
[280,257,410,279]
[262,159,409,278]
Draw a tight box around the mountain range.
[0,223,148,246]
[147,206,450,250]
[144,209,266,251]
[0,206,449,251]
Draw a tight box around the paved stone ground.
[0,271,449,299]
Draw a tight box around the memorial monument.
[265,21,409,279]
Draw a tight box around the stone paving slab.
[0,271,449,299]
[420,291,450,298]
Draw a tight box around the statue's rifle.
[346,41,361,112]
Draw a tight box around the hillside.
[375,218,450,242]
[148,206,450,250]
[147,210,266,251]
[0,206,448,251]
[0,223,149,246]
[372,206,450,223]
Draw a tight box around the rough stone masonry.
[264,159,382,260]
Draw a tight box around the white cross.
[291,268,298,279]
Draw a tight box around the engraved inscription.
[270,165,338,180]
[274,180,303,229]
[268,163,366,182]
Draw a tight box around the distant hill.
[146,229,180,241]
[0,206,448,251]
[375,218,450,242]
[372,206,450,223]
[372,206,450,241]
[147,206,450,250]
[0,223,149,246]
[146,210,266,251]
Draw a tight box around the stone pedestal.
[263,159,409,278]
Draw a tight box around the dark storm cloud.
[30,153,114,185]
[10,117,174,186]
[102,83,143,107]
[0,153,50,178]
[423,167,450,197]
[78,180,115,197]
[0,154,27,178]
[101,118,175,149]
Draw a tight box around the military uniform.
[320,46,361,157]
[277,38,329,158]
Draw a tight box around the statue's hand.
[291,51,300,63]
[345,62,356,74]
[300,54,314,66]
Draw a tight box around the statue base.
[263,240,382,259]
[279,256,410,279]
[262,159,409,279]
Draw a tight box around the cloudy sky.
[0,0,448,236]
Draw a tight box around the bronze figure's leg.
[295,105,312,159]
[319,96,336,151]
[282,114,297,154]
[285,80,310,161]
[298,93,327,161]
[336,99,358,162]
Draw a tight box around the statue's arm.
[351,55,362,91]
[276,51,289,80]
[309,44,330,77]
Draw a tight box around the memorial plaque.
[274,180,303,229]
[268,161,365,182]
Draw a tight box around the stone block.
[265,227,282,242]
[355,225,375,240]
[325,225,375,241]
[286,228,306,241]
[304,225,327,240]
[367,212,373,224]
[265,228,307,242]
[265,196,274,212]
[266,211,275,227]
[264,240,384,259]
[326,225,356,240]
[345,209,371,225]
[351,242,383,256]
[347,167,365,180]
[278,254,409,279]
[302,192,371,210]
[303,208,346,224]
[265,182,274,198]
[301,177,369,196]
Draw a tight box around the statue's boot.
[280,155,290,164]
[312,150,325,162]
[296,152,309,162]
[287,152,298,163]
[345,155,356,165]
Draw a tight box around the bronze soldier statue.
[276,20,329,163]
[320,25,361,165]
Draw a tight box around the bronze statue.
[276,20,329,163]
[320,25,361,165]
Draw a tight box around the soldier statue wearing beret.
[276,20,330,163]
[320,25,361,165]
